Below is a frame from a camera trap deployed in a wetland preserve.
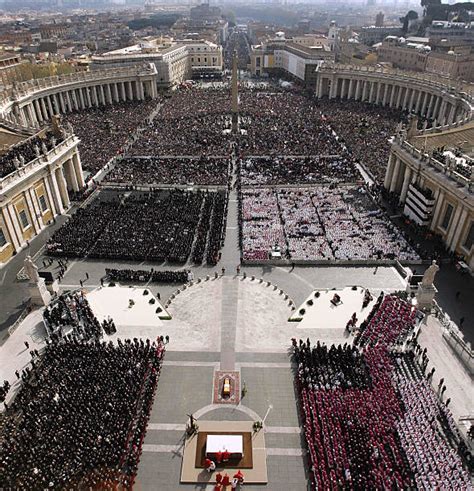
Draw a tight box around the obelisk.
[231,49,238,133]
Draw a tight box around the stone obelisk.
[231,50,238,134]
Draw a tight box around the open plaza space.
[0,46,472,489]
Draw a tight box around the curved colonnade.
[315,63,473,129]
[0,63,158,130]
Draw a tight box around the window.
[19,209,29,229]
[0,227,6,247]
[39,194,48,212]
[463,222,473,251]
[440,204,453,230]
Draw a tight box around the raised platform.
[181,421,267,484]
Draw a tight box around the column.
[70,90,78,111]
[24,189,42,234]
[78,88,86,109]
[126,82,133,100]
[72,152,85,188]
[106,84,113,104]
[389,157,402,193]
[63,159,79,192]
[389,85,396,108]
[396,86,404,109]
[139,81,145,100]
[120,82,127,101]
[408,88,416,112]
[369,82,375,103]
[39,98,48,120]
[33,99,43,122]
[113,83,120,102]
[47,96,54,117]
[26,104,36,125]
[399,166,412,203]
[65,91,73,112]
[438,99,447,125]
[48,171,65,215]
[92,86,99,106]
[430,189,445,230]
[43,174,58,216]
[59,93,66,113]
[348,79,354,99]
[447,104,456,125]
[375,82,382,104]
[445,205,463,246]
[384,153,396,189]
[382,83,389,106]
[448,207,468,252]
[85,87,92,108]
[99,84,106,105]
[55,167,70,209]
[1,205,22,251]
[415,91,423,114]
[6,203,25,249]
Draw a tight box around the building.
[0,125,84,265]
[92,37,223,87]
[358,26,403,47]
[250,36,334,85]
[377,36,429,72]
[384,130,473,269]
[375,12,385,28]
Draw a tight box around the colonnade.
[315,70,472,127]
[383,140,473,259]
[0,137,84,258]
[17,79,156,127]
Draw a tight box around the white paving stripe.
[266,448,305,457]
[142,444,183,455]
[147,423,186,431]
[236,362,291,369]
[265,426,301,434]
[162,361,219,367]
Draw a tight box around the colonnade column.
[389,157,402,193]
[399,165,412,203]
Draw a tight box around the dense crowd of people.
[43,291,104,341]
[1,337,166,489]
[0,131,63,178]
[106,268,190,284]
[240,186,419,261]
[105,156,231,186]
[63,100,159,177]
[239,156,358,185]
[316,99,404,184]
[294,294,470,490]
[47,190,226,264]
[128,89,233,157]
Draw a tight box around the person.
[222,449,230,462]
[216,450,223,464]
[234,470,244,483]
[222,473,230,486]
[215,472,222,484]
[204,458,215,472]
[24,341,29,349]
[231,477,238,489]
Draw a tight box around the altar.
[206,434,243,458]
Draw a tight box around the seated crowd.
[294,294,470,490]
[128,89,233,157]
[63,100,159,177]
[105,156,230,186]
[106,268,190,284]
[0,131,64,178]
[1,337,166,490]
[239,156,358,186]
[240,186,419,261]
[47,190,226,264]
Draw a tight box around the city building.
[0,126,83,264]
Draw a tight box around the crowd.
[47,190,226,264]
[63,100,159,177]
[316,99,404,184]
[238,91,342,156]
[294,294,470,490]
[0,131,64,178]
[105,156,231,186]
[128,89,233,157]
[43,291,104,341]
[106,268,190,284]
[239,156,358,186]
[240,186,419,261]
[1,337,166,490]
